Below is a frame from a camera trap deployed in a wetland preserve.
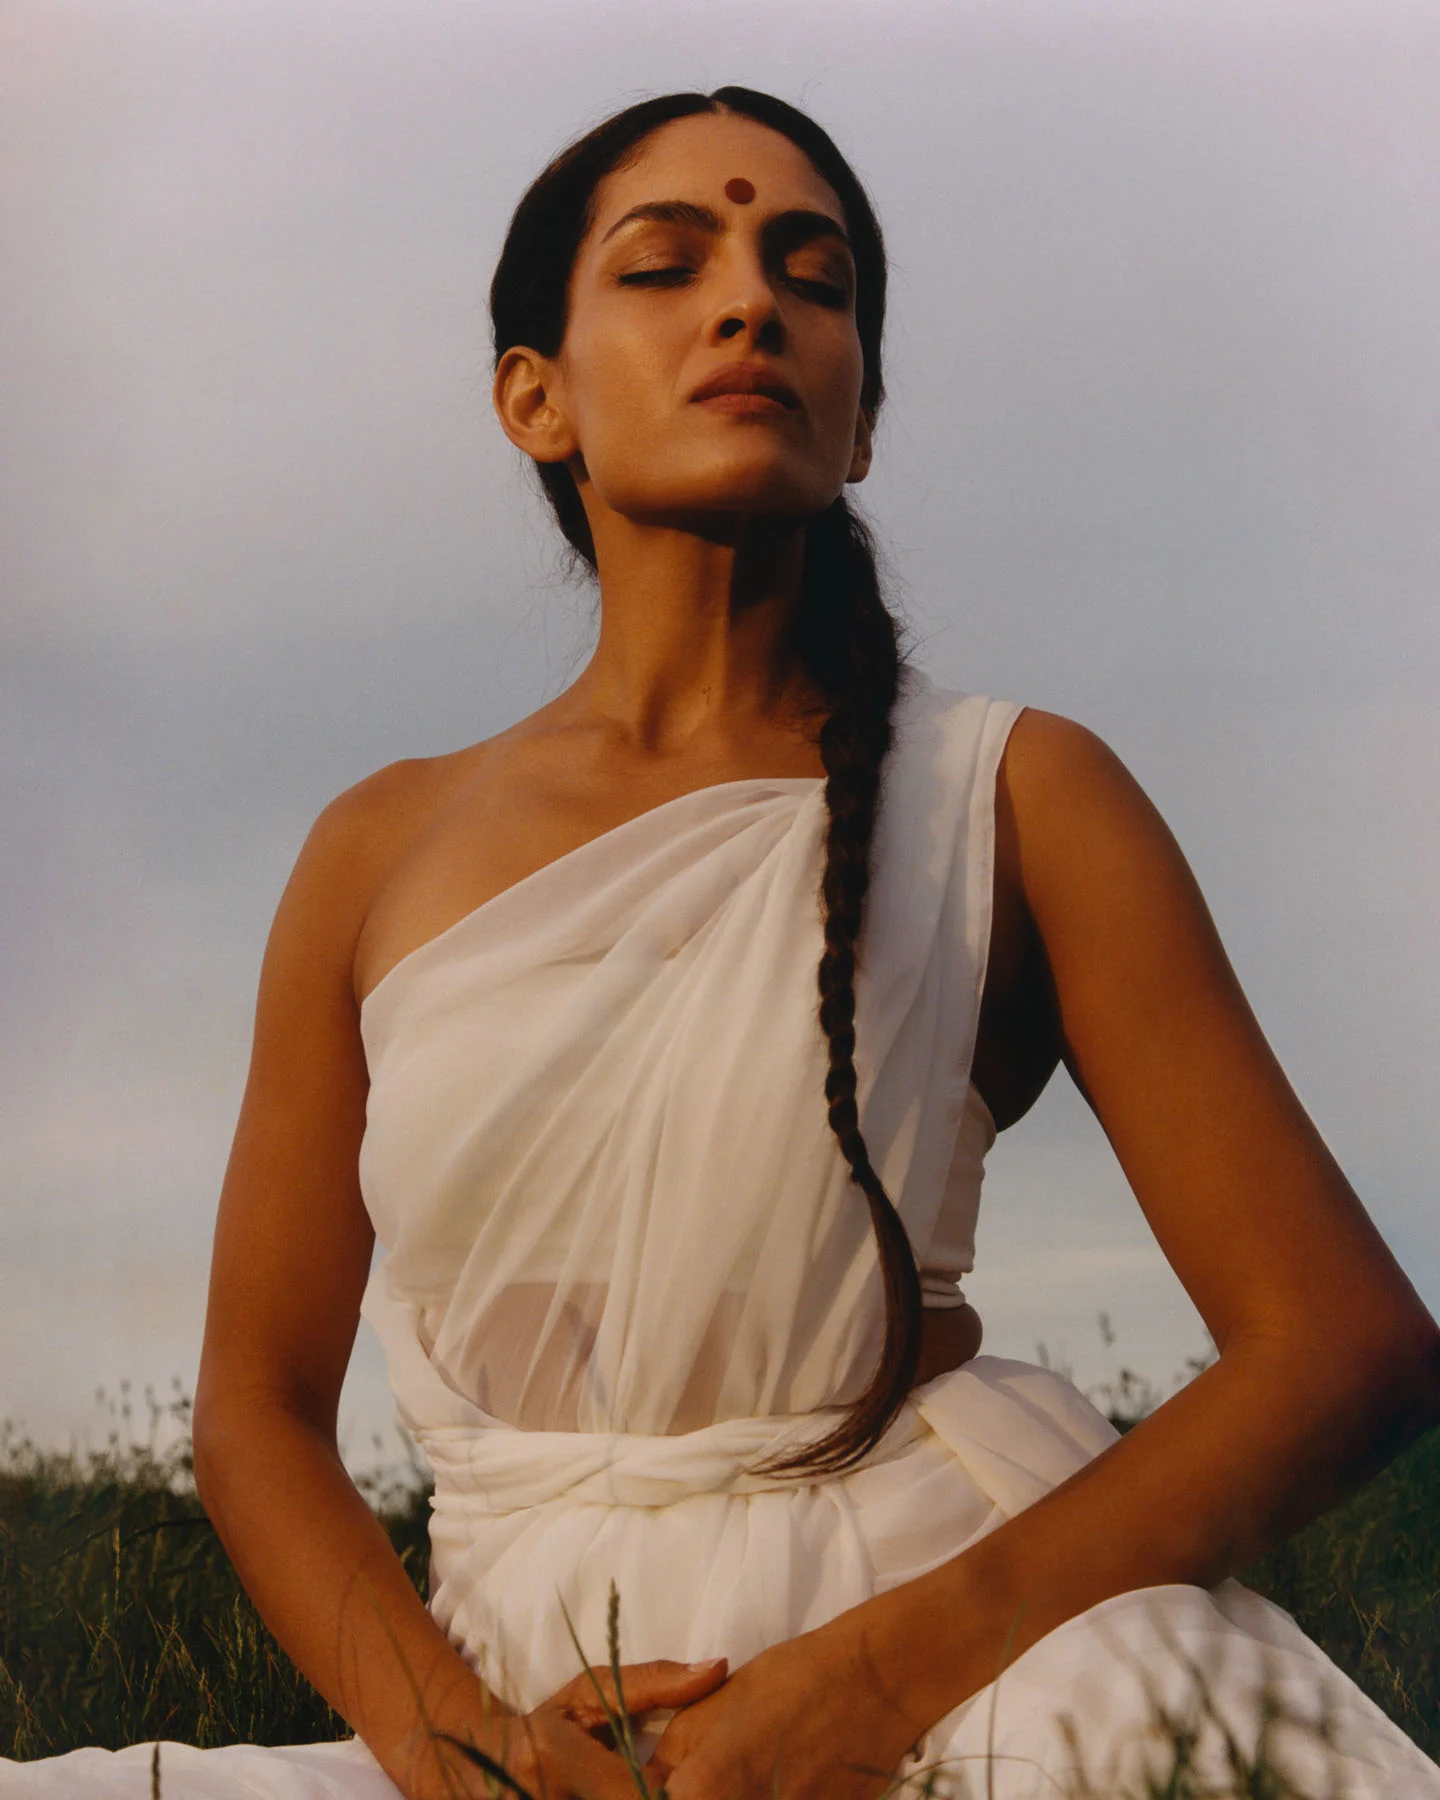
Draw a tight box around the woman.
[9,86,1440,1800]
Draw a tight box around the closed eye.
[785,275,850,309]
[619,268,849,310]
[616,267,694,287]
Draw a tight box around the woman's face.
[533,112,872,527]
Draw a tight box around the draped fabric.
[5,674,1438,1797]
[356,677,1019,1446]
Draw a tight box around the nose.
[712,309,781,354]
[716,305,783,354]
[707,247,785,356]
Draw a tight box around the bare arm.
[194,778,723,1797]
[855,709,1440,1728]
[193,780,502,1792]
[651,710,1440,1795]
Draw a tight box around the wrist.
[847,1537,1020,1734]
[811,1597,943,1746]
[375,1669,520,1799]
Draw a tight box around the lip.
[689,364,800,412]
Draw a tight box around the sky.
[2,0,1438,1470]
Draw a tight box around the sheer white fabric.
[5,675,1437,1797]
[357,677,1015,1443]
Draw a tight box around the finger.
[644,1707,702,1789]
[553,1723,665,1800]
[646,1739,675,1786]
[555,1656,728,1724]
[616,1656,729,1716]
[635,1695,712,1790]
[470,1712,650,1800]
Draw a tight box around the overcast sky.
[3,0,1438,1469]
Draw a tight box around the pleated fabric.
[5,675,1437,1797]
[357,677,1020,1447]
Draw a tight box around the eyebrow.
[599,199,852,252]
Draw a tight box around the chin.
[609,454,843,524]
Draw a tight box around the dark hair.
[490,87,918,1476]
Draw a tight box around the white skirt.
[4,1358,1436,1798]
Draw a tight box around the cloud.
[3,0,1438,1453]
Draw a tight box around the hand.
[402,1657,729,1800]
[648,1622,924,1800]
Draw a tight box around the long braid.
[490,86,920,1481]
[752,498,922,1479]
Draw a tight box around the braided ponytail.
[751,497,920,1478]
[491,87,922,1479]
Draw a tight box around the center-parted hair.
[489,87,919,1476]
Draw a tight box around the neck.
[569,510,815,755]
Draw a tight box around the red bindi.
[724,177,756,205]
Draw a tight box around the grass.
[1243,1430,1440,1757]
[0,1388,427,1759]
[1097,1354,1440,1763]
[1,1378,1436,1789]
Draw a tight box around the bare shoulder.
[976,710,1168,1125]
[977,703,1236,1130]
[307,748,482,884]
[267,741,493,999]
[999,707,1156,825]
[995,707,1199,928]
[987,707,1180,960]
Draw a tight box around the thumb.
[576,1656,728,1719]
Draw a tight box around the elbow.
[191,1378,236,1516]
[1404,1315,1440,1434]
[1351,1303,1440,1447]
[191,1371,339,1518]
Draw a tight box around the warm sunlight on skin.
[494,113,872,537]
[184,102,1440,1800]
[351,114,897,1041]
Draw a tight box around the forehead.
[590,113,846,234]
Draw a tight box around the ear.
[493,347,578,464]
[846,407,874,484]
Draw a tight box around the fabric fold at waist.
[417,1360,1120,1715]
[416,1356,1121,1517]
[419,1400,931,1513]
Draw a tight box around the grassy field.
[2,1385,1436,1788]
[0,1391,426,1760]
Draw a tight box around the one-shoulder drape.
[5,677,1436,1797]
[358,678,1018,1446]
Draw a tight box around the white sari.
[7,674,1436,1797]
